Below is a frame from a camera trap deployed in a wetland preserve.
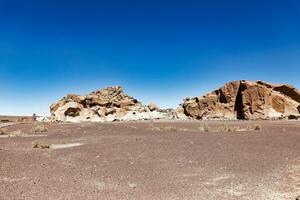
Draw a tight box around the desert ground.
[0,120,299,200]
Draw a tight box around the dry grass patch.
[219,124,241,133]
[32,141,51,149]
[161,126,181,132]
[1,129,29,137]
[148,123,262,134]
[31,125,48,133]
[8,129,27,137]
[148,124,184,132]
[148,124,162,131]
[199,123,261,133]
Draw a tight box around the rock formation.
[147,103,160,112]
[50,86,175,122]
[181,80,300,120]
[50,81,300,122]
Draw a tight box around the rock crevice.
[234,82,246,119]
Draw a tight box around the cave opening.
[64,107,81,117]
[234,83,246,119]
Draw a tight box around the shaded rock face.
[181,80,300,120]
[50,86,175,122]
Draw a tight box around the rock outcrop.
[50,86,175,122]
[181,80,300,120]
[147,103,160,112]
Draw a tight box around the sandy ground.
[0,120,299,200]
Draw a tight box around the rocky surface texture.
[1,121,299,199]
[181,80,300,120]
[50,86,177,122]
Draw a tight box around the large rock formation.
[181,80,300,120]
[50,86,175,122]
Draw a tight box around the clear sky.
[0,0,300,116]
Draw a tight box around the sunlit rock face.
[50,81,300,122]
[181,80,300,120]
[50,86,177,122]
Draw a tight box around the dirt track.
[0,121,299,200]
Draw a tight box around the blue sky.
[0,0,300,116]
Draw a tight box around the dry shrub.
[199,124,242,133]
[219,124,239,133]
[221,123,229,132]
[148,124,161,131]
[199,124,212,132]
[32,141,39,148]
[161,126,180,132]
[148,124,182,132]
[0,128,7,135]
[0,129,28,137]
[254,124,261,131]
[203,124,210,132]
[31,125,48,133]
[9,129,26,137]
[32,141,51,149]
[244,124,261,131]
[226,127,232,132]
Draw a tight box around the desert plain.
[0,119,299,200]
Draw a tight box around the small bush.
[40,144,51,149]
[0,128,7,135]
[203,124,209,132]
[32,141,39,148]
[226,127,233,132]
[32,141,51,149]
[254,124,261,131]
[225,126,238,133]
[9,129,25,137]
[31,125,48,133]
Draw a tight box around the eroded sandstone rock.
[147,103,160,112]
[50,86,175,122]
[181,80,300,120]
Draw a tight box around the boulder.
[147,103,160,112]
[180,80,300,120]
[173,106,191,120]
[50,86,174,122]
